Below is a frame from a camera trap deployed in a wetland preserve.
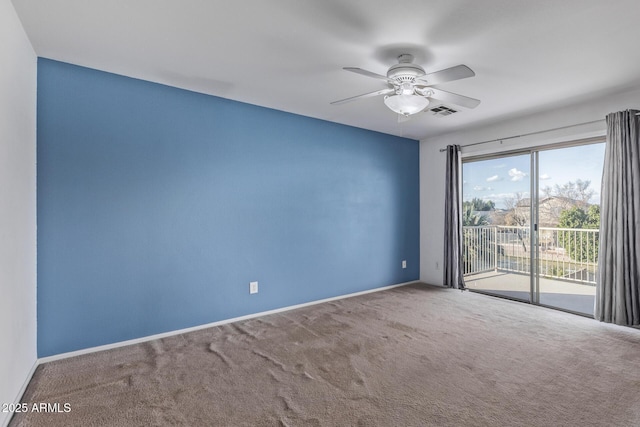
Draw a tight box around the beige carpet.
[10,283,640,426]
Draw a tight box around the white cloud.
[509,168,527,181]
[486,175,502,182]
[540,174,551,180]
[473,186,493,191]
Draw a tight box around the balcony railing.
[463,226,599,284]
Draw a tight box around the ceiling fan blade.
[416,64,475,86]
[428,88,481,109]
[344,67,395,84]
[330,88,394,105]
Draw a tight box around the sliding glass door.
[536,144,605,314]
[462,141,605,315]
[462,153,532,302]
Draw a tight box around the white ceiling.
[12,0,640,140]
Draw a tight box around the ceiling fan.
[331,54,480,119]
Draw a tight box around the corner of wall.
[419,139,445,286]
[0,1,38,426]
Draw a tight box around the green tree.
[558,205,600,262]
[586,204,600,225]
[462,205,489,227]
[463,198,495,212]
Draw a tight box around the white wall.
[0,1,37,425]
[420,87,640,286]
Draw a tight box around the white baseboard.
[39,280,419,364]
[1,359,39,427]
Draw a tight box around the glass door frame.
[461,136,605,312]
[530,150,539,305]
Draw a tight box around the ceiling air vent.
[429,105,458,117]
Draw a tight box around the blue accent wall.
[37,58,420,357]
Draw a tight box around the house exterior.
[510,196,587,227]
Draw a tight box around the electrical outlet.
[250,281,258,294]
[402,260,407,269]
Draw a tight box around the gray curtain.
[595,109,640,325]
[443,144,466,290]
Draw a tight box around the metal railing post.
[494,226,498,272]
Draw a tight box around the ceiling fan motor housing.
[386,54,426,82]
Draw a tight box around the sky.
[462,143,606,209]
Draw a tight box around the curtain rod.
[438,118,605,152]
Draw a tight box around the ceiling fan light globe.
[383,94,429,116]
